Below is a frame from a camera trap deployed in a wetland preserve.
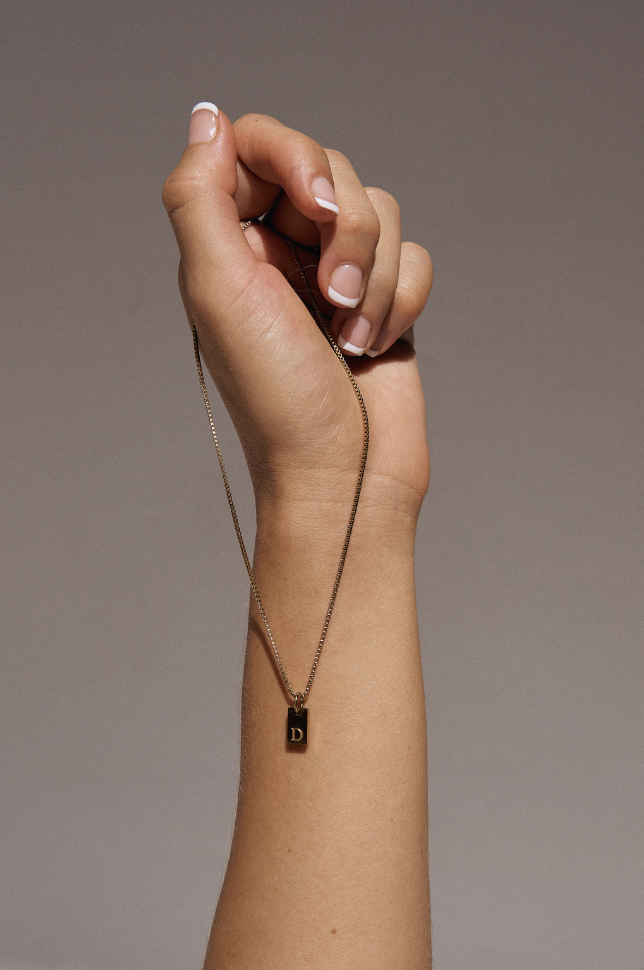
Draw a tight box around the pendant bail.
[293,692,305,714]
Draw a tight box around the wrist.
[249,471,420,681]
[254,470,422,548]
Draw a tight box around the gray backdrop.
[2,1,642,968]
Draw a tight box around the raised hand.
[163,106,432,517]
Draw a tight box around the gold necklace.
[191,224,369,745]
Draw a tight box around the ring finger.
[329,187,401,356]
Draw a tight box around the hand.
[163,107,433,520]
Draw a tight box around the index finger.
[233,113,340,223]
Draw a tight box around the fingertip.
[315,197,340,216]
[191,101,219,116]
[188,101,219,146]
[311,177,339,216]
[164,105,238,217]
[365,326,389,357]
[326,264,364,308]
[337,315,372,356]
[328,287,360,308]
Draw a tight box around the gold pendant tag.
[287,706,308,745]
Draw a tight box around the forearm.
[165,101,433,969]
[204,485,431,969]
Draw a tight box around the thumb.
[162,103,258,320]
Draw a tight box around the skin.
[164,109,434,970]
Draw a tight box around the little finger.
[365,243,433,357]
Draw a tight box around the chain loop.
[191,223,369,709]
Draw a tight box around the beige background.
[2,1,643,968]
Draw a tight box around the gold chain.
[191,221,369,709]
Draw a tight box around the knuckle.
[405,241,432,266]
[324,148,348,168]
[287,132,331,177]
[283,132,322,173]
[234,114,283,158]
[340,206,381,246]
[162,172,192,214]
[402,242,434,290]
[395,278,428,319]
[162,163,206,215]
[234,112,277,129]
[365,187,400,217]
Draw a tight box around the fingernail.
[188,102,219,145]
[337,316,372,356]
[328,264,363,308]
[365,327,388,357]
[311,176,339,215]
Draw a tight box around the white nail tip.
[337,335,365,355]
[314,197,340,215]
[365,349,380,357]
[327,286,360,308]
[191,101,219,116]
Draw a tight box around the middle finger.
[270,149,381,311]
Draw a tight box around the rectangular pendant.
[287,706,308,745]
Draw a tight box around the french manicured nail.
[188,102,219,145]
[327,264,363,308]
[365,327,388,357]
[337,316,372,356]
[311,176,339,215]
